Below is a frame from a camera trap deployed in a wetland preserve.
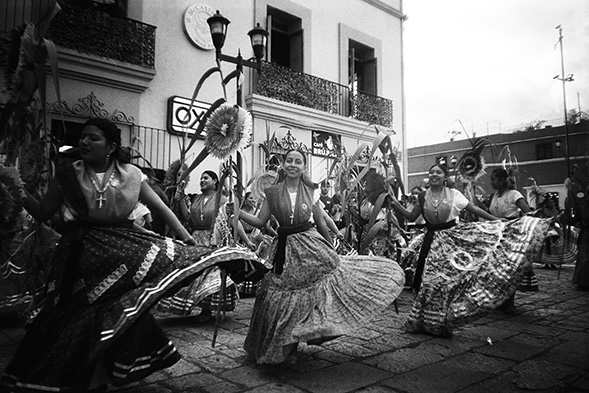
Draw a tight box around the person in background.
[389,163,549,337]
[486,168,535,313]
[158,170,254,323]
[229,149,405,364]
[319,179,334,216]
[0,118,256,392]
[141,167,169,235]
[534,193,565,269]
[130,200,153,230]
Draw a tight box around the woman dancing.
[229,149,405,364]
[0,118,255,392]
[390,163,549,337]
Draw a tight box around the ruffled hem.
[405,216,550,336]
[245,255,405,364]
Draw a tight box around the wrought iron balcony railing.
[254,62,393,128]
[46,5,156,69]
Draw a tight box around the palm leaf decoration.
[0,164,25,239]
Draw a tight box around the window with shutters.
[267,6,303,72]
[349,40,376,96]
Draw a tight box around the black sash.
[412,220,457,292]
[273,222,313,275]
[59,220,134,306]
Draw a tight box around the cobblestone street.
[1,265,588,393]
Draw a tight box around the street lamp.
[554,25,574,178]
[554,139,570,174]
[207,10,268,106]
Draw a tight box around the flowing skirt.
[156,228,239,316]
[405,216,550,336]
[244,227,405,364]
[0,226,257,392]
[536,224,579,266]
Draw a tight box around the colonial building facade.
[1,0,407,194]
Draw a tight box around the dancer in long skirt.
[228,149,405,364]
[390,164,549,337]
[485,168,535,313]
[156,170,255,321]
[0,118,256,392]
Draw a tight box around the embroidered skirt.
[244,227,405,364]
[0,226,257,392]
[405,216,550,336]
[156,229,239,316]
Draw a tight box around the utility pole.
[554,25,574,178]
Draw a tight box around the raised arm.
[140,182,194,244]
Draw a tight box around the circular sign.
[183,3,215,50]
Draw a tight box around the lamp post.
[207,10,268,107]
[206,11,268,347]
[554,25,574,178]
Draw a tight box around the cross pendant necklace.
[88,168,115,209]
[96,193,107,209]
[430,188,445,217]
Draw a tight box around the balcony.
[46,5,156,69]
[253,62,393,128]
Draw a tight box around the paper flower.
[163,159,189,199]
[250,170,278,202]
[0,164,25,237]
[204,104,252,159]
[458,151,486,183]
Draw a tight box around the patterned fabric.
[536,225,579,265]
[156,223,238,316]
[244,207,405,364]
[405,216,550,336]
[0,161,258,392]
[0,226,257,392]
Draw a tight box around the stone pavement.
[1,265,588,393]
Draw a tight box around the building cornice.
[361,0,406,19]
[55,47,156,93]
[246,94,384,141]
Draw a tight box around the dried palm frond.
[0,164,25,238]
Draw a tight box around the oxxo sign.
[166,96,211,136]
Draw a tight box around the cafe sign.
[312,131,341,158]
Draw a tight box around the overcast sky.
[403,0,589,147]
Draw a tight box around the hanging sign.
[166,95,210,136]
[312,131,341,158]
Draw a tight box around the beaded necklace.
[427,187,447,217]
[87,168,116,209]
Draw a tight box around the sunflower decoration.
[456,138,488,183]
[0,164,26,238]
[204,104,252,159]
